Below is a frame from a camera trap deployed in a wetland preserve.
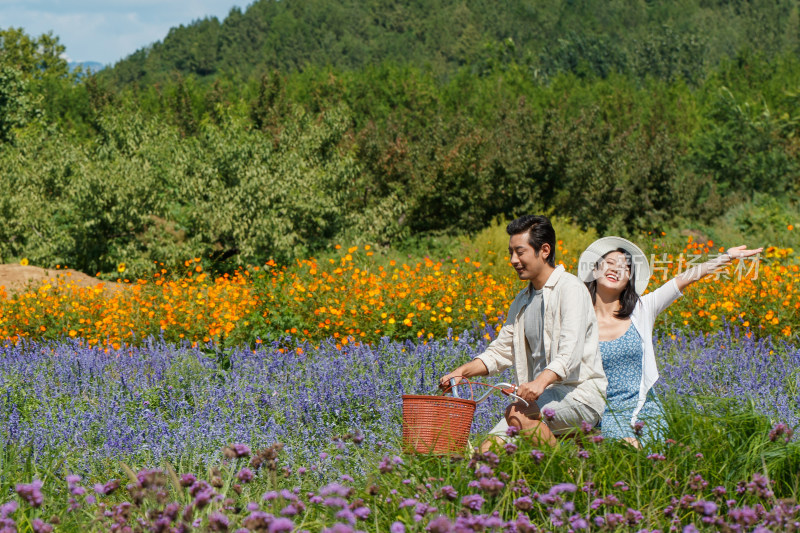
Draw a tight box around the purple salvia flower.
[390,522,406,533]
[504,442,518,455]
[180,473,197,487]
[530,449,545,464]
[542,408,555,421]
[353,507,370,520]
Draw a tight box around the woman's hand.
[724,245,763,261]
[676,244,763,291]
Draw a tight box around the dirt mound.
[0,264,123,296]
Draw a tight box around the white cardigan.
[629,278,683,422]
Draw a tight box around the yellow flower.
[20,258,28,266]
[117,263,126,273]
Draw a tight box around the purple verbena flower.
[208,511,230,531]
[15,480,44,507]
[31,518,53,533]
[237,468,254,483]
[269,517,294,533]
[694,500,718,516]
[439,486,457,501]
[514,496,534,511]
[226,444,252,458]
[426,515,452,533]
[461,494,485,511]
[549,483,577,495]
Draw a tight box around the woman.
[577,237,762,447]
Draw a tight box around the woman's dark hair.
[506,215,556,267]
[585,248,639,319]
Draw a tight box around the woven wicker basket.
[401,394,476,454]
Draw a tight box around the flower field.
[1,234,799,531]
[0,239,797,348]
[1,328,800,531]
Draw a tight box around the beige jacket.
[476,265,607,414]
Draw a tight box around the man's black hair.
[585,248,640,319]
[506,215,556,268]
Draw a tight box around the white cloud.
[0,1,249,65]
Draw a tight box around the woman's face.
[594,251,631,293]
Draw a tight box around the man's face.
[508,232,547,281]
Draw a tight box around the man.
[440,215,606,447]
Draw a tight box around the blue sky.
[0,1,249,66]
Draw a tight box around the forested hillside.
[103,0,799,85]
[0,0,798,278]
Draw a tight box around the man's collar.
[526,264,564,293]
[544,265,565,287]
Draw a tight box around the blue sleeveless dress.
[598,323,665,443]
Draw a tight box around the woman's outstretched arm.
[674,245,763,292]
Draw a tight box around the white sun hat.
[577,236,651,295]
